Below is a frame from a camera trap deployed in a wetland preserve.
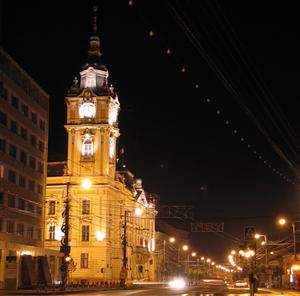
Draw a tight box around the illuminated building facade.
[0,48,61,289]
[44,10,156,284]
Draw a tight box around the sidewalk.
[265,288,300,295]
[0,286,123,295]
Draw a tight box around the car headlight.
[168,278,186,289]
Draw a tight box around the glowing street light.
[200,256,205,261]
[169,237,175,243]
[134,207,143,216]
[278,217,287,225]
[182,245,189,251]
[81,178,91,189]
[191,252,196,257]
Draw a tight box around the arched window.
[82,130,93,156]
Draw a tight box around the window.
[22,104,28,117]
[28,180,35,192]
[17,224,24,236]
[0,139,6,153]
[37,184,43,194]
[8,194,15,208]
[31,112,37,124]
[39,119,45,131]
[82,200,90,215]
[20,150,27,165]
[36,206,42,216]
[19,175,26,188]
[20,127,27,141]
[11,95,19,109]
[48,201,55,215]
[30,135,36,147]
[37,228,42,240]
[9,144,17,159]
[0,82,8,100]
[27,226,34,239]
[38,141,44,152]
[82,131,93,156]
[38,162,43,173]
[0,111,7,126]
[82,225,89,241]
[49,225,55,240]
[8,170,16,183]
[0,192,3,207]
[29,156,36,170]
[10,120,18,133]
[27,202,35,213]
[80,253,88,268]
[18,198,26,210]
[7,221,14,233]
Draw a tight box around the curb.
[6,287,123,295]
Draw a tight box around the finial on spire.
[92,5,98,35]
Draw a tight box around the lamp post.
[121,207,143,287]
[163,240,166,281]
[59,178,92,290]
[60,182,71,291]
[277,217,298,260]
[255,233,268,266]
[163,237,175,281]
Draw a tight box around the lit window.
[49,225,55,240]
[82,131,93,156]
[82,200,90,215]
[82,225,90,241]
[80,253,89,268]
[49,201,55,215]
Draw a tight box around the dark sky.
[2,1,300,261]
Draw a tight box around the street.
[3,287,300,296]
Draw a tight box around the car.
[234,279,248,288]
[199,278,228,287]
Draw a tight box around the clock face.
[79,102,96,118]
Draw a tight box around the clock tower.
[44,7,156,284]
[65,10,120,179]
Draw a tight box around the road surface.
[3,286,300,295]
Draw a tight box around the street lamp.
[60,178,91,290]
[277,217,297,260]
[169,237,175,243]
[121,207,144,286]
[182,245,189,251]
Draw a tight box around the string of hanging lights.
[127,0,300,189]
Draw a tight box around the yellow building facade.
[44,11,156,284]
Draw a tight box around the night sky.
[2,1,300,261]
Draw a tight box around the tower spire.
[82,5,106,71]
[92,5,98,36]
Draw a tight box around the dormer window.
[85,68,97,88]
